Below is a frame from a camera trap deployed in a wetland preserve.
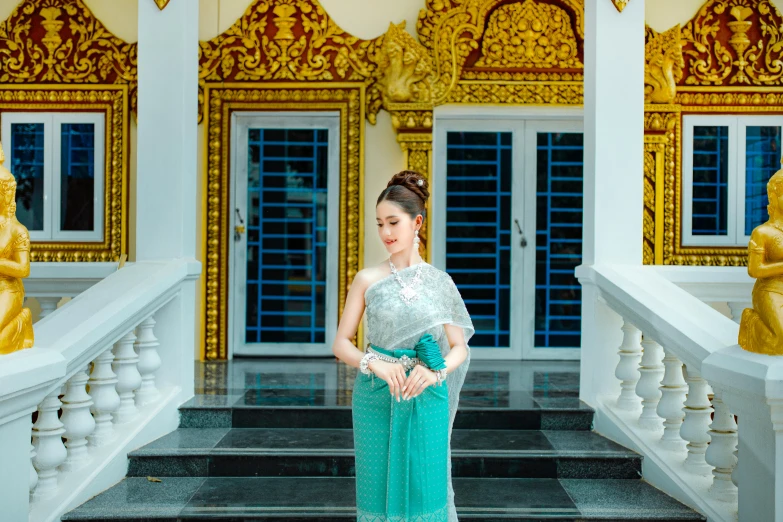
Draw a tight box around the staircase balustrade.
[577,264,767,522]
[0,260,199,522]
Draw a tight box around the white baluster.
[636,336,664,429]
[29,442,38,496]
[112,331,141,423]
[656,349,687,449]
[732,445,739,489]
[615,320,642,410]
[680,369,714,474]
[88,350,120,446]
[135,316,161,406]
[32,388,67,500]
[38,296,61,319]
[727,301,750,325]
[706,391,738,501]
[59,366,95,472]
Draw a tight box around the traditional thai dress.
[353,262,474,522]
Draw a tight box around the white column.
[0,413,34,519]
[112,331,141,424]
[136,0,198,260]
[615,320,642,410]
[681,370,714,474]
[37,297,60,319]
[580,0,645,406]
[135,316,161,405]
[657,350,687,448]
[636,337,664,429]
[32,388,67,500]
[59,366,95,471]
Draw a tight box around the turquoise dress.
[353,263,475,522]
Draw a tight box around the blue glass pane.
[10,123,44,231]
[745,126,781,235]
[60,123,96,231]
[535,132,583,349]
[445,131,512,348]
[692,126,729,235]
[245,129,328,345]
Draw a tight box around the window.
[1,112,105,242]
[683,115,782,247]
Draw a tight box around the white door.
[433,116,583,360]
[230,112,340,357]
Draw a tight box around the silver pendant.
[399,285,419,305]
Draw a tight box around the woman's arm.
[442,322,468,374]
[331,271,370,368]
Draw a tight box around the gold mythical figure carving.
[0,143,34,355]
[739,166,783,355]
[375,22,432,106]
[644,25,684,104]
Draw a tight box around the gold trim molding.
[0,85,129,262]
[202,84,364,361]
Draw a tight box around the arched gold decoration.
[199,0,379,359]
[373,22,433,109]
[644,25,684,104]
[474,0,582,69]
[0,0,132,262]
[644,0,783,266]
[0,141,34,355]
[682,0,783,86]
[739,165,783,355]
[416,0,584,106]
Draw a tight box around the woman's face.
[376,200,421,255]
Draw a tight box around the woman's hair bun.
[387,170,429,204]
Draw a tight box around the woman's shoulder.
[352,263,391,293]
[422,263,456,284]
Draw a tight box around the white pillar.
[136,0,198,260]
[0,413,34,519]
[580,0,645,406]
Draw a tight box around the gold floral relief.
[474,0,582,69]
[611,0,630,12]
[416,0,584,105]
[645,25,684,104]
[681,0,783,86]
[0,0,138,111]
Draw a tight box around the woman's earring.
[414,229,420,250]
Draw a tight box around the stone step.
[127,428,640,479]
[178,393,594,431]
[61,476,705,521]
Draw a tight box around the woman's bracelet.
[435,367,448,386]
[359,352,379,375]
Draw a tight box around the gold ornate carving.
[398,136,433,262]
[0,86,128,262]
[739,166,783,355]
[202,85,363,361]
[474,0,582,69]
[0,0,138,111]
[197,0,383,123]
[681,0,783,86]
[0,142,34,355]
[645,25,684,104]
[153,0,170,9]
[416,0,584,105]
[373,22,432,108]
[611,0,630,12]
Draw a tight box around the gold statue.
[0,142,34,355]
[739,166,783,355]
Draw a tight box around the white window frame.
[683,114,783,247]
[1,112,105,242]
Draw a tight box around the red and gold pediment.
[0,0,137,105]
[417,0,584,105]
[680,0,783,86]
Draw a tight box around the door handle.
[235,208,245,242]
[514,219,528,248]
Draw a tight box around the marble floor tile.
[451,429,553,453]
[453,477,580,516]
[213,428,355,452]
[61,477,205,520]
[542,430,639,456]
[561,479,704,519]
[133,429,231,454]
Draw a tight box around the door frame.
[433,106,584,361]
[229,111,341,358]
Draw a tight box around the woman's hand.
[369,360,408,402]
[402,365,437,400]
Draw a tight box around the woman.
[332,170,474,521]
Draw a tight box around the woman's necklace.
[389,258,423,305]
